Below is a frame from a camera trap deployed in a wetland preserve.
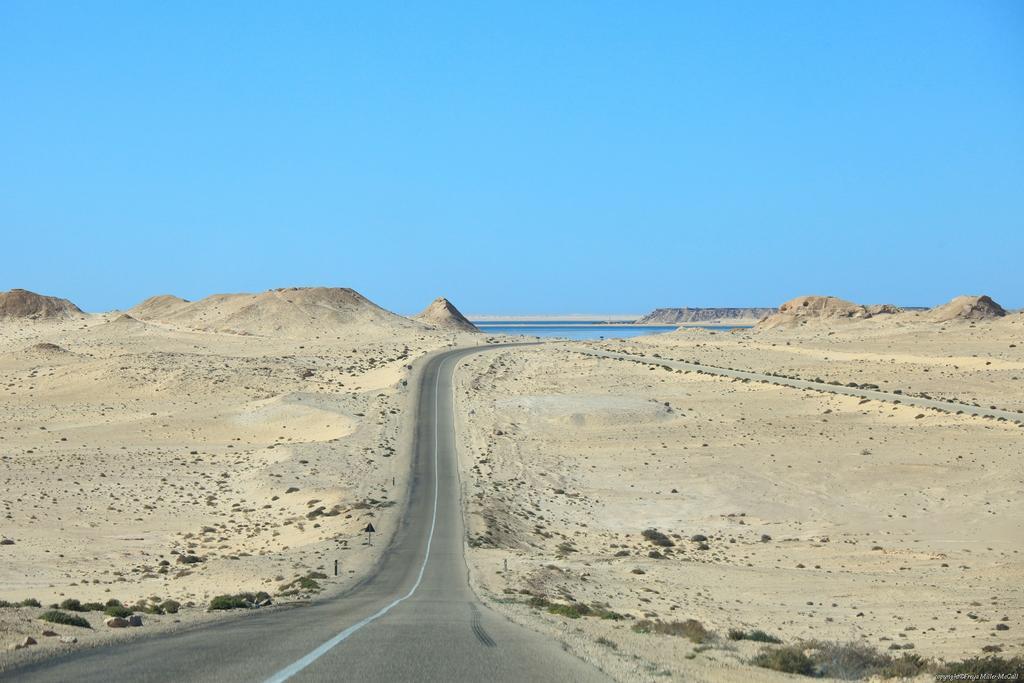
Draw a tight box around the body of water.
[473,321,751,340]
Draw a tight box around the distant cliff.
[636,307,775,324]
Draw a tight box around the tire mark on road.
[470,604,496,647]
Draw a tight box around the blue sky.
[2,2,1022,314]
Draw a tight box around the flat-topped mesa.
[0,288,83,320]
[128,286,419,337]
[637,307,776,324]
[413,297,480,333]
[928,295,1006,322]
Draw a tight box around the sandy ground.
[454,315,1023,681]
[3,292,1020,677]
[0,308,482,666]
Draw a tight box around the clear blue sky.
[2,2,1022,314]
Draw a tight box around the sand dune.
[130,287,423,338]
[0,286,485,665]
[129,294,191,320]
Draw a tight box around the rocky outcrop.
[10,636,37,650]
[757,296,870,329]
[757,294,1007,329]
[25,342,69,354]
[865,304,904,316]
[928,295,1006,322]
[413,297,479,333]
[0,289,83,320]
[636,308,775,324]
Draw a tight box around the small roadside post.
[364,522,375,546]
[334,559,338,576]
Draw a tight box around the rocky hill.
[757,296,894,329]
[413,297,479,332]
[129,287,421,337]
[927,295,1006,322]
[0,288,83,320]
[637,307,775,324]
[758,294,1007,329]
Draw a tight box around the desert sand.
[2,288,1020,680]
[454,296,1022,680]
[0,287,482,665]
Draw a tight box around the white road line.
[264,355,448,683]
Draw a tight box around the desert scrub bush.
[728,628,782,644]
[81,602,105,612]
[160,599,181,614]
[59,598,84,612]
[278,574,323,596]
[548,602,591,619]
[878,653,930,678]
[641,528,674,547]
[21,598,41,607]
[812,640,895,679]
[209,595,247,610]
[937,656,1024,677]
[633,619,710,643]
[540,598,624,621]
[39,610,91,628]
[296,576,321,591]
[132,600,164,614]
[750,645,815,676]
[592,607,625,621]
[748,641,1017,679]
[526,595,551,609]
[104,605,133,618]
[208,592,270,611]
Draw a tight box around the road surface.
[7,345,606,683]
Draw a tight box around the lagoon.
[473,321,751,340]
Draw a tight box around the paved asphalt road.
[577,348,1024,424]
[7,345,607,683]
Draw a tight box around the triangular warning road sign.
[364,523,375,533]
